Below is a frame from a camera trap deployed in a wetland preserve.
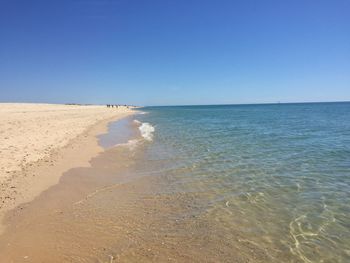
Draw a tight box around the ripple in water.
[135,103,350,262]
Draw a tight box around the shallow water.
[98,116,137,149]
[1,103,349,262]
[134,103,350,262]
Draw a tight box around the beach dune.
[0,103,134,232]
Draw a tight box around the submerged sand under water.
[1,103,349,262]
[0,119,271,263]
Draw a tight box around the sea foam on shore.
[134,120,155,141]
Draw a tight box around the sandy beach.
[1,0,348,261]
[0,143,259,263]
[0,103,134,233]
[1,103,348,262]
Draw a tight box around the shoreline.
[0,104,135,234]
[0,118,265,262]
[0,130,143,262]
[2,103,346,262]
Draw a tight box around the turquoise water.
[134,103,350,262]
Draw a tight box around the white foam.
[111,120,155,150]
[118,138,140,150]
[137,121,155,141]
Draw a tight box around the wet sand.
[0,103,134,233]
[0,122,272,263]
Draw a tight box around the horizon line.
[1,100,349,107]
[143,100,350,107]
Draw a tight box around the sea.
[125,102,350,262]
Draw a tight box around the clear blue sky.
[0,0,349,106]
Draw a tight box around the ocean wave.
[111,120,155,150]
[137,121,155,141]
[115,138,140,150]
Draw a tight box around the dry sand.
[0,103,134,233]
